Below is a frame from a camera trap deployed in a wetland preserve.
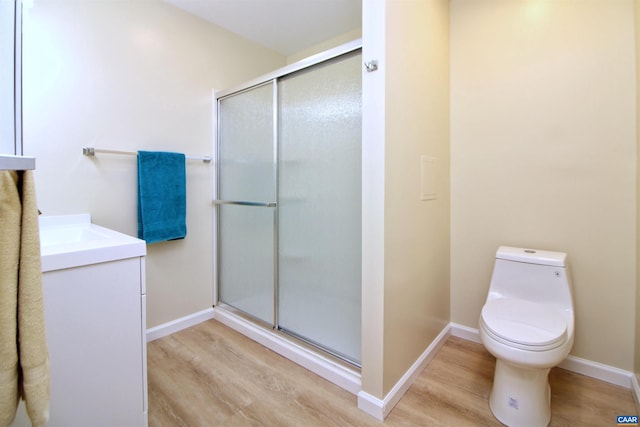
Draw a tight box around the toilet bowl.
[479,246,574,427]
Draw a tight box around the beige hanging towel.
[0,170,50,427]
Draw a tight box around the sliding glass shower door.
[277,54,362,363]
[216,48,362,365]
[217,82,276,325]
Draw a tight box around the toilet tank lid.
[496,246,567,267]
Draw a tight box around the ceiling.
[164,0,362,56]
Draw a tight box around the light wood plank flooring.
[148,319,636,426]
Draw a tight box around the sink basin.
[40,222,113,247]
[39,214,146,272]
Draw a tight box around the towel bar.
[82,147,212,163]
[212,200,277,207]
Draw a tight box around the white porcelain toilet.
[479,246,574,427]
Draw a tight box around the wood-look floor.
[147,319,636,426]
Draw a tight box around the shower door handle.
[213,200,277,208]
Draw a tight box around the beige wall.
[22,0,286,328]
[360,0,450,399]
[635,0,640,379]
[451,0,636,370]
[383,0,450,394]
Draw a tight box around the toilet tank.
[487,246,573,311]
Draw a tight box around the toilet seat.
[481,298,567,351]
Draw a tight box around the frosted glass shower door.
[278,52,362,364]
[217,83,276,325]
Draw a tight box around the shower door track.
[213,303,362,395]
[216,302,362,371]
[215,39,361,99]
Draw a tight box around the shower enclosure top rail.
[215,38,362,99]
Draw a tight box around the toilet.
[479,246,574,427]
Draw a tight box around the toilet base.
[489,359,551,427]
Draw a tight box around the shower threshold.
[212,304,361,395]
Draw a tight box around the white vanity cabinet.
[42,257,147,427]
[12,214,147,427]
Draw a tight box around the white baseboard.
[631,374,640,413]
[450,323,633,389]
[213,306,361,395]
[146,307,215,342]
[558,355,632,388]
[450,322,482,344]
[357,324,451,421]
[357,391,385,421]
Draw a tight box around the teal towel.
[137,150,187,243]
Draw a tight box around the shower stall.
[214,43,362,366]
